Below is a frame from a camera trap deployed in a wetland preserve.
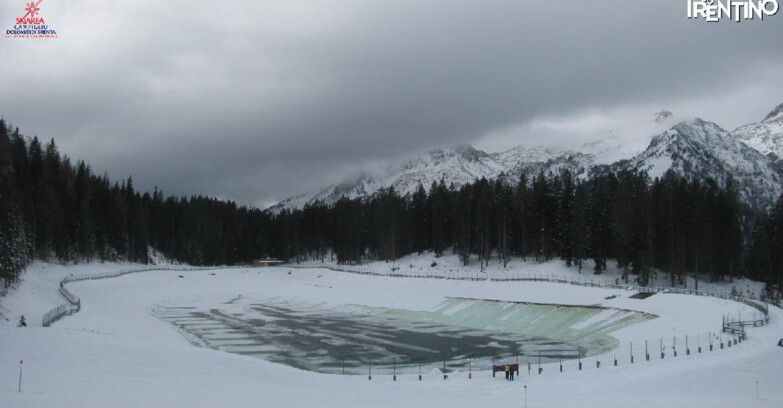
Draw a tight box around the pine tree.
[428,180,450,257]
[494,178,513,268]
[0,186,29,285]
[512,174,530,260]
[0,122,29,284]
[410,183,429,254]
[570,182,588,273]
[373,187,406,260]
[474,178,494,270]
[555,171,575,266]
[588,174,615,274]
[334,197,363,264]
[454,185,473,266]
[531,171,552,261]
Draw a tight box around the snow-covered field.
[1,254,782,407]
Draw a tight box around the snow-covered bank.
[1,257,782,407]
[1,262,154,328]
[298,252,770,302]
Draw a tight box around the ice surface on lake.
[153,297,654,373]
[350,298,656,353]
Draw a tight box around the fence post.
[443,359,447,380]
[18,360,23,393]
[538,351,542,374]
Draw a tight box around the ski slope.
[1,256,782,407]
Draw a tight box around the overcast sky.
[2,0,782,207]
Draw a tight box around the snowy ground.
[1,254,782,407]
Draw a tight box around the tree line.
[746,196,783,303]
[1,120,780,298]
[0,120,272,286]
[292,171,747,288]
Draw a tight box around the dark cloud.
[2,0,782,207]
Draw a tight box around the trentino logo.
[687,0,779,22]
[5,0,58,39]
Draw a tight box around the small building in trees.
[252,258,283,267]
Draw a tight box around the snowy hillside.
[734,103,783,162]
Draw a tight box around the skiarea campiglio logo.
[5,0,58,39]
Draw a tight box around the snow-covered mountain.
[490,145,563,169]
[268,145,504,211]
[507,152,596,181]
[270,104,783,212]
[268,144,587,212]
[269,174,381,211]
[393,144,506,192]
[603,118,783,210]
[489,145,596,180]
[653,109,674,123]
[733,103,783,163]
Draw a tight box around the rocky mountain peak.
[733,103,783,161]
[653,110,673,123]
[762,102,783,123]
[429,144,488,162]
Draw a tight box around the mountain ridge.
[734,102,783,163]
[270,104,783,212]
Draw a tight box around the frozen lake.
[154,297,654,374]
